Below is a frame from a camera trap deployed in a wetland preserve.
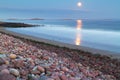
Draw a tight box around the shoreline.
[0,28,120,79]
[0,28,120,59]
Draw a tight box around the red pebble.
[37,66,45,72]
[60,75,68,80]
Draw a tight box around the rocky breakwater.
[0,32,119,80]
[0,22,39,28]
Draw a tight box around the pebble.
[60,75,68,80]
[9,68,20,77]
[46,78,54,80]
[28,74,36,80]
[77,63,83,67]
[5,60,9,65]
[38,73,48,80]
[9,54,17,59]
[69,72,75,77]
[13,59,24,68]
[0,58,5,65]
[31,70,41,75]
[20,69,28,76]
[68,77,76,80]
[0,73,16,80]
[52,75,61,80]
[61,67,69,72]
[29,55,36,60]
[0,54,6,58]
[43,56,49,60]
[1,69,10,74]
[0,65,8,71]
[37,66,45,73]
[0,33,119,80]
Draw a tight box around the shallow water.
[5,19,120,53]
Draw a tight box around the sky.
[0,0,120,19]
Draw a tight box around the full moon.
[77,2,82,7]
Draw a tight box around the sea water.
[5,19,120,53]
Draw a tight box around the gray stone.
[38,73,48,80]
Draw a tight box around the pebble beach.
[0,32,120,80]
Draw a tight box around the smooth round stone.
[59,71,65,75]
[47,78,54,80]
[0,73,16,80]
[28,74,36,80]
[50,64,56,69]
[13,59,24,68]
[105,75,114,80]
[68,77,76,80]
[51,72,60,77]
[0,54,6,58]
[37,66,45,73]
[69,63,76,69]
[35,59,40,65]
[43,56,49,60]
[9,54,17,59]
[39,74,48,80]
[60,75,68,80]
[69,72,75,77]
[77,63,83,67]
[29,55,36,60]
[31,70,40,75]
[0,58,5,65]
[5,60,9,65]
[0,65,8,71]
[20,70,28,76]
[29,60,35,66]
[46,71,52,76]
[52,75,61,80]
[1,69,10,74]
[9,68,20,76]
[61,67,69,72]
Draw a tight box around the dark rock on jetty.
[0,22,38,28]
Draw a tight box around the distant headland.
[0,22,40,28]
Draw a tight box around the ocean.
[4,19,120,53]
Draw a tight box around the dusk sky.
[0,0,120,19]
